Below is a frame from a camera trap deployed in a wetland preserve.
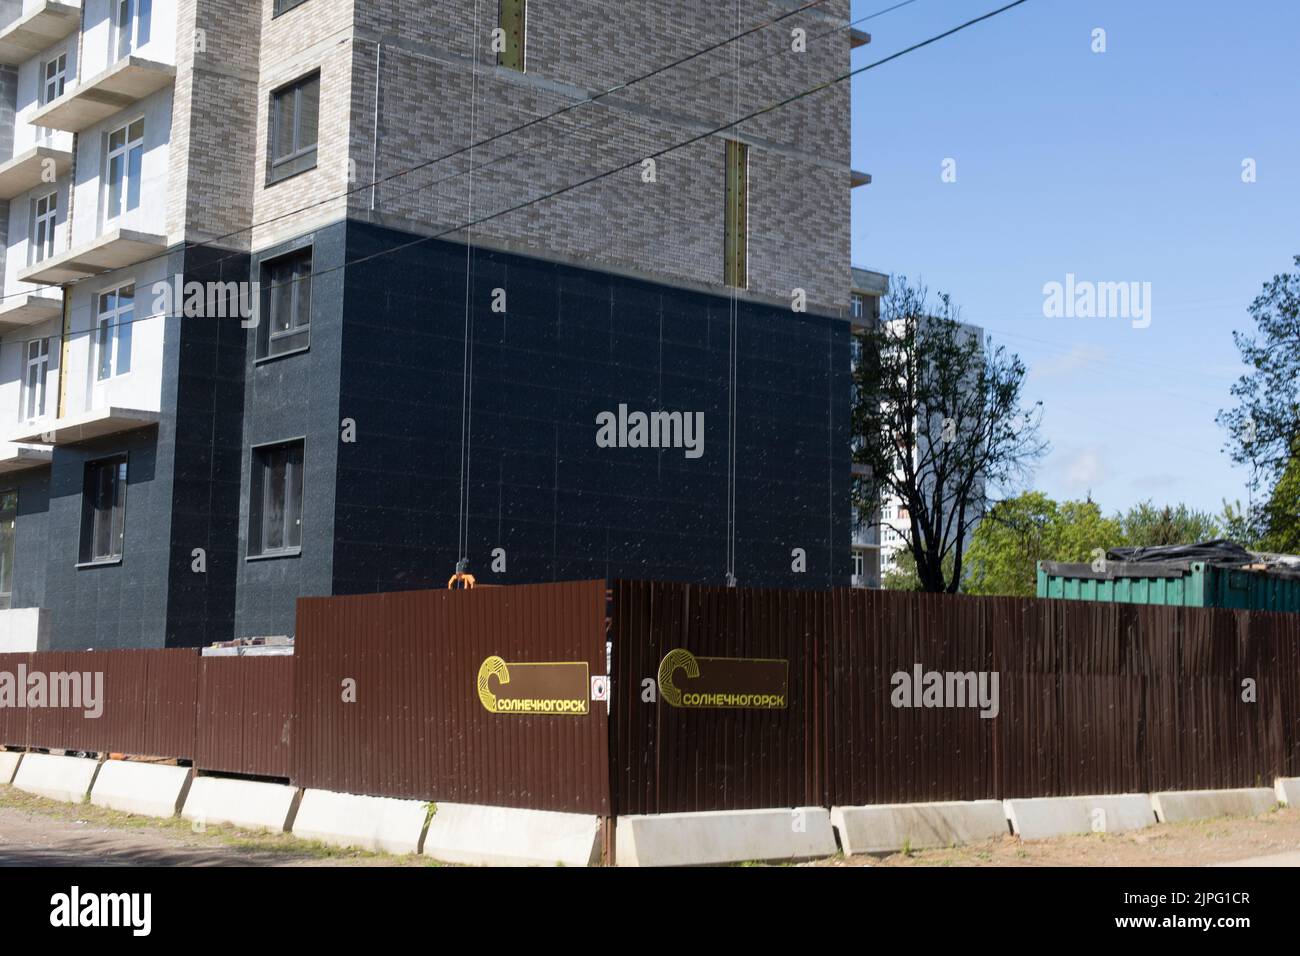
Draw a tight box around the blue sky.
[849,0,1300,518]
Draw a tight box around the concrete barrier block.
[1151,788,1277,823]
[831,801,1008,855]
[1276,778,1300,807]
[181,776,300,833]
[0,750,21,784]
[12,753,100,803]
[422,803,601,866]
[292,789,429,855]
[616,807,836,867]
[90,761,192,818]
[1004,794,1155,840]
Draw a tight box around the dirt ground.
[806,805,1300,867]
[3,783,1299,867]
[0,786,428,867]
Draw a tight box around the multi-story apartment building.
[0,0,863,650]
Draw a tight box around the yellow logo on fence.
[656,648,788,710]
[476,656,590,716]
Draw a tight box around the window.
[259,248,312,358]
[96,284,134,380]
[104,118,144,224]
[112,0,152,61]
[29,192,57,264]
[43,54,66,104]
[852,551,864,578]
[22,338,51,422]
[273,0,311,15]
[269,73,320,183]
[79,457,127,565]
[0,491,14,609]
[497,0,527,71]
[724,140,749,289]
[250,441,304,557]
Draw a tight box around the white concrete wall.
[79,0,177,79]
[0,606,49,649]
[67,86,173,246]
[61,255,166,415]
[11,36,77,158]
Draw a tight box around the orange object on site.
[448,572,476,590]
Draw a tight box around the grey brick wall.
[346,1,850,312]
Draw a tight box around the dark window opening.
[250,441,304,557]
[79,457,127,565]
[269,72,320,183]
[258,247,312,359]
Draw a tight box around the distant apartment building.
[0,1,866,650]
[847,267,984,587]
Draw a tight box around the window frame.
[42,53,66,105]
[111,0,152,62]
[103,116,145,227]
[273,0,312,16]
[29,190,57,265]
[78,455,128,568]
[268,71,321,185]
[95,281,135,382]
[21,337,51,422]
[256,246,313,361]
[248,439,305,560]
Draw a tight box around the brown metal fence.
[609,581,1300,814]
[292,580,610,814]
[0,650,293,778]
[2,581,1297,817]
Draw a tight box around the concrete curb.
[1275,778,1300,807]
[292,789,429,855]
[831,801,1008,855]
[0,750,21,784]
[181,776,301,833]
[615,807,836,867]
[90,761,192,818]
[1004,794,1155,839]
[1151,788,1277,823]
[12,753,101,803]
[422,803,601,866]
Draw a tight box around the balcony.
[0,443,52,475]
[0,293,62,334]
[18,228,167,285]
[28,57,175,133]
[0,144,73,200]
[0,2,81,66]
[11,407,159,446]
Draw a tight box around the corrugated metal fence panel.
[195,657,294,779]
[18,650,199,757]
[0,652,32,747]
[609,580,821,815]
[610,581,1300,812]
[293,581,609,813]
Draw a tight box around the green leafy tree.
[851,278,1046,594]
[1117,501,1221,547]
[963,493,1120,597]
[1218,256,1300,548]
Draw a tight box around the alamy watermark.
[0,665,103,719]
[890,663,999,719]
[151,276,260,327]
[595,404,704,459]
[1042,273,1152,329]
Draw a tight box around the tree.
[851,278,1046,593]
[1117,501,1221,547]
[963,492,1120,597]
[1217,256,1300,545]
